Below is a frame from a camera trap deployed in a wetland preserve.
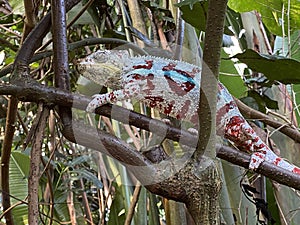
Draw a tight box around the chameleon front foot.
[86,94,106,112]
[249,152,266,170]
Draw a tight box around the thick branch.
[196,0,228,158]
[22,0,39,42]
[192,0,228,223]
[51,0,75,144]
[52,0,69,91]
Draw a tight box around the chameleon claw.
[249,152,266,170]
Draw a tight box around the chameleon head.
[77,50,130,87]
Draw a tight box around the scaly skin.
[78,50,300,174]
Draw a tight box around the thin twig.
[37,0,95,52]
[1,96,18,225]
[124,184,142,225]
[235,97,300,142]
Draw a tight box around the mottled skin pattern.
[78,50,300,174]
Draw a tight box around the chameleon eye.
[76,63,87,74]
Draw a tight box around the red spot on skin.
[108,92,116,101]
[192,67,201,77]
[218,83,226,91]
[292,167,300,174]
[130,73,155,95]
[162,63,176,71]
[216,101,237,126]
[254,152,264,159]
[164,75,195,96]
[182,81,195,92]
[163,102,174,115]
[146,74,155,90]
[224,116,259,153]
[133,60,153,69]
[131,73,154,82]
[124,90,131,97]
[230,115,245,125]
[145,96,164,107]
[132,74,142,80]
[274,157,282,166]
[225,116,245,138]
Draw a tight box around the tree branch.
[0,82,198,146]
[12,0,82,79]
[235,97,300,142]
[216,144,300,188]
[195,0,227,160]
[28,106,49,225]
[1,96,18,225]
[191,0,228,223]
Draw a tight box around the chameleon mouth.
[77,63,122,76]
[100,64,123,74]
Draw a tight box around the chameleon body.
[78,50,300,174]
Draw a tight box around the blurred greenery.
[1,0,300,224]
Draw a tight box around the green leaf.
[9,151,30,224]
[228,0,300,36]
[240,96,260,111]
[248,90,279,110]
[68,155,91,167]
[176,0,208,31]
[141,0,171,13]
[220,50,247,97]
[108,184,126,225]
[11,151,30,177]
[176,0,234,35]
[274,31,300,61]
[0,14,13,24]
[9,0,24,15]
[71,169,103,189]
[52,191,71,222]
[233,49,300,84]
[67,1,97,26]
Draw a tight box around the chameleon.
[77,49,300,175]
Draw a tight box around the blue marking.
[163,71,196,85]
[130,68,198,87]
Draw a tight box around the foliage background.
[1,0,300,224]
